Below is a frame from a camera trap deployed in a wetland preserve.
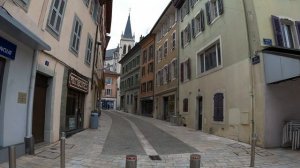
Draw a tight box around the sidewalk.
[0,111,300,168]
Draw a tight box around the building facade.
[152,2,178,122]
[119,43,141,114]
[139,34,155,117]
[101,70,119,110]
[0,0,112,161]
[173,0,300,148]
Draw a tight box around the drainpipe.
[242,0,256,166]
[25,50,39,155]
[91,25,99,111]
[175,9,181,125]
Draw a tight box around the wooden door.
[198,96,203,130]
[32,73,48,143]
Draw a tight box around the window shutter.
[190,0,194,9]
[191,19,195,38]
[180,63,184,82]
[188,24,191,42]
[90,0,95,14]
[181,31,184,48]
[181,8,184,22]
[187,59,191,80]
[218,0,224,15]
[205,2,211,25]
[271,15,284,47]
[296,21,300,46]
[187,0,190,14]
[168,64,171,81]
[200,9,205,32]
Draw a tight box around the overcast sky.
[107,0,170,50]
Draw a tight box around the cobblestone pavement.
[1,110,300,168]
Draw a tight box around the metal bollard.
[60,132,66,168]
[190,154,201,168]
[9,146,16,168]
[125,155,137,168]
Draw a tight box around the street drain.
[149,155,161,160]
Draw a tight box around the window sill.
[183,42,190,48]
[210,15,222,25]
[69,48,79,57]
[195,31,203,39]
[84,61,91,67]
[196,65,223,79]
[46,26,60,41]
[212,120,225,125]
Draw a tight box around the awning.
[0,7,50,51]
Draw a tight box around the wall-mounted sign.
[17,92,27,104]
[263,38,272,46]
[0,36,17,60]
[252,55,260,65]
[68,72,89,93]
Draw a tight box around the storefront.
[65,71,89,134]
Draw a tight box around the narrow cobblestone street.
[1,110,300,168]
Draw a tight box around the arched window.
[213,93,224,122]
[128,45,132,52]
[123,45,127,54]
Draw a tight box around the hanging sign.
[0,36,17,60]
[68,72,89,93]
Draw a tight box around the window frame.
[69,15,83,55]
[85,34,93,65]
[46,0,67,38]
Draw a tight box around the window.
[127,95,129,104]
[163,66,168,84]
[15,0,31,10]
[136,56,140,65]
[123,45,127,54]
[91,0,101,23]
[272,15,300,49]
[128,45,132,51]
[213,93,224,122]
[70,15,83,54]
[197,40,221,74]
[183,98,188,112]
[192,10,205,37]
[135,74,139,85]
[131,94,133,104]
[85,35,93,65]
[206,0,224,25]
[159,70,163,86]
[190,0,198,8]
[148,63,154,73]
[142,67,145,77]
[180,59,191,82]
[164,41,168,58]
[143,50,147,64]
[47,0,67,36]
[172,32,176,50]
[171,59,177,79]
[105,89,112,96]
[181,24,191,47]
[157,47,162,62]
[105,77,112,84]
[141,83,146,93]
[148,45,154,61]
[180,0,189,21]
[83,0,90,7]
[147,81,153,92]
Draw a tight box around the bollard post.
[8,146,16,168]
[125,155,137,168]
[60,132,66,168]
[190,154,201,168]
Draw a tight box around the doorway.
[66,89,85,131]
[163,97,169,121]
[197,96,203,130]
[32,73,48,143]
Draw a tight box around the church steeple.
[122,13,133,39]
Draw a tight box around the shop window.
[213,93,224,122]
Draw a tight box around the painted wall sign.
[0,36,17,60]
[263,38,273,46]
[68,72,89,93]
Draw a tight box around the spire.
[123,13,133,39]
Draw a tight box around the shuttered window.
[181,24,191,47]
[47,0,67,36]
[70,15,83,55]
[206,0,223,25]
[272,15,300,49]
[164,41,168,58]
[192,9,205,38]
[213,93,224,122]
[180,59,191,82]
[180,0,190,21]
[85,34,93,65]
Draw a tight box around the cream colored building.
[0,0,112,159]
[174,0,300,148]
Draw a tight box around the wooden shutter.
[271,15,284,47]
[187,59,191,80]
[200,9,205,32]
[191,19,195,38]
[181,31,184,48]
[296,21,300,46]
[180,63,184,82]
[218,0,224,15]
[205,2,211,25]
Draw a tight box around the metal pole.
[190,154,201,168]
[60,132,66,168]
[125,155,137,168]
[9,146,16,168]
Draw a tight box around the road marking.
[115,113,158,156]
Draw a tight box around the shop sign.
[68,72,89,93]
[0,36,17,60]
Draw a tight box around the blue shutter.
[218,0,224,15]
[205,2,211,25]
[296,21,300,46]
[271,15,284,47]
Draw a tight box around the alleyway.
[1,110,300,168]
